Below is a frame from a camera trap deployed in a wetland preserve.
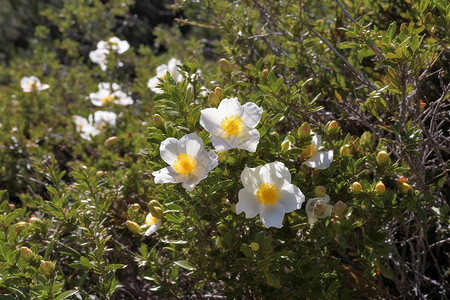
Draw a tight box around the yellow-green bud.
[217,224,228,235]
[298,122,311,139]
[376,151,390,165]
[340,144,352,156]
[360,131,373,148]
[208,92,220,107]
[332,201,348,216]
[14,221,28,233]
[326,120,339,135]
[314,186,327,197]
[281,140,290,152]
[375,181,386,194]
[352,182,363,193]
[250,242,260,252]
[148,200,164,220]
[126,220,143,234]
[217,151,228,162]
[214,87,224,100]
[104,136,118,147]
[262,69,269,80]
[40,261,55,277]
[153,114,165,128]
[270,131,279,140]
[398,182,412,194]
[219,58,232,74]
[20,247,34,261]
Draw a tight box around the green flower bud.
[314,186,327,197]
[270,131,279,140]
[339,144,352,156]
[153,114,165,128]
[281,140,290,152]
[214,87,224,100]
[376,151,390,165]
[40,261,55,277]
[297,122,311,139]
[104,136,118,147]
[217,224,228,235]
[262,69,269,80]
[126,220,143,234]
[326,120,339,135]
[352,182,363,193]
[20,247,34,261]
[208,92,220,107]
[375,181,386,194]
[250,242,260,252]
[148,200,164,220]
[219,58,232,74]
[360,131,373,148]
[14,221,27,233]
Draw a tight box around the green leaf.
[317,236,333,246]
[106,264,126,272]
[265,271,281,288]
[240,243,255,258]
[174,260,196,271]
[55,290,79,300]
[386,22,396,43]
[335,235,347,250]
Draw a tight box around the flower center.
[101,94,115,104]
[221,114,243,136]
[256,183,280,205]
[173,153,196,175]
[301,143,317,160]
[146,215,159,226]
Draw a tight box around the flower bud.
[40,261,55,277]
[208,92,220,107]
[281,140,290,152]
[262,69,269,80]
[419,100,426,110]
[214,87,224,100]
[398,182,412,194]
[332,201,348,216]
[217,224,228,235]
[375,181,386,194]
[217,151,228,162]
[360,131,373,148]
[297,122,311,139]
[376,151,390,165]
[270,131,279,140]
[250,242,260,252]
[339,144,352,156]
[14,221,28,233]
[326,120,339,135]
[104,136,118,147]
[148,200,164,220]
[314,186,326,197]
[153,114,165,128]
[352,182,363,193]
[29,216,41,223]
[20,247,34,261]
[126,220,143,234]
[219,58,232,74]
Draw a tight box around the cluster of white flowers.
[73,111,117,141]
[89,37,130,71]
[152,93,335,229]
[20,76,49,93]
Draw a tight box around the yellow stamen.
[256,183,280,205]
[159,74,167,81]
[101,94,115,105]
[221,114,243,136]
[301,143,317,160]
[146,215,159,226]
[173,153,196,175]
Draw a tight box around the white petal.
[117,40,130,54]
[199,108,225,135]
[217,98,243,116]
[260,204,286,228]
[305,150,334,169]
[209,135,239,151]
[259,161,291,187]
[155,64,169,77]
[152,167,179,184]
[279,184,305,212]
[237,128,260,152]
[241,102,263,128]
[178,133,203,158]
[159,138,180,165]
[148,76,163,94]
[236,189,261,218]
[38,84,50,91]
[240,165,264,191]
[144,220,162,236]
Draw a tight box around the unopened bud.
[40,261,55,277]
[250,242,260,252]
[298,122,311,139]
[217,224,228,235]
[148,200,164,220]
[326,120,339,135]
[14,221,27,233]
[208,92,220,107]
[419,100,426,110]
[270,131,279,140]
[104,136,118,147]
[126,220,143,234]
[281,140,290,152]
[352,182,363,193]
[214,87,224,100]
[314,186,326,197]
[153,114,164,128]
[340,144,352,156]
[20,247,34,261]
[360,131,373,148]
[398,182,412,194]
[29,216,41,223]
[376,151,390,165]
[332,201,348,216]
[398,176,408,184]
[219,58,232,74]
[262,69,269,80]
[217,151,228,162]
[375,181,386,194]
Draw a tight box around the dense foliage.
[0,0,448,299]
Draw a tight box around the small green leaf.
[265,271,281,288]
[55,290,78,300]
[174,260,196,271]
[240,243,255,258]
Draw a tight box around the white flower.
[89,48,109,71]
[142,212,162,236]
[236,161,305,228]
[97,36,130,54]
[199,97,263,152]
[20,76,49,93]
[303,134,334,169]
[305,195,333,226]
[89,82,133,106]
[73,111,117,141]
[152,133,218,192]
[147,58,184,94]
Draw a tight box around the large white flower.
[236,161,305,228]
[20,76,49,93]
[147,58,184,94]
[89,48,109,71]
[199,97,263,152]
[89,82,133,106]
[305,195,333,226]
[73,111,117,141]
[97,36,130,54]
[152,133,218,192]
[142,212,162,236]
[303,134,334,169]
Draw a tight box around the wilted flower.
[236,161,305,228]
[89,82,133,106]
[73,111,117,141]
[20,76,49,93]
[305,195,333,226]
[148,58,183,94]
[199,97,263,152]
[152,133,218,191]
[142,212,162,236]
[303,134,334,169]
